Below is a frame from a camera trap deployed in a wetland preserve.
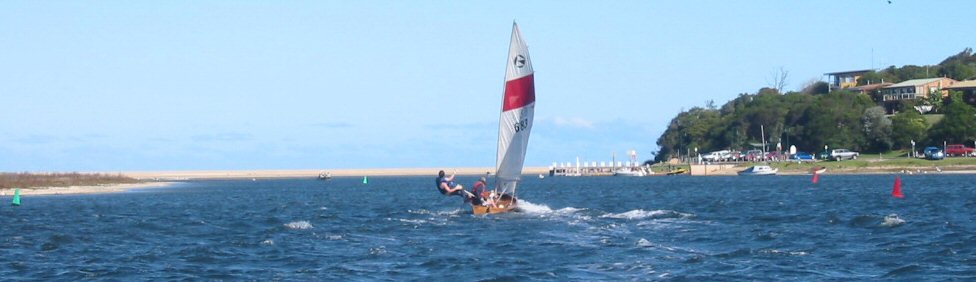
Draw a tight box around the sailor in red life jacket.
[470,176,495,206]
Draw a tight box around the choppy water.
[2,174,976,280]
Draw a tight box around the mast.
[495,22,535,195]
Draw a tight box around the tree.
[939,62,976,81]
[861,106,893,152]
[924,90,944,113]
[800,79,829,95]
[890,108,927,150]
[857,70,897,85]
[766,67,789,94]
[800,91,873,151]
[927,91,976,144]
[654,107,724,162]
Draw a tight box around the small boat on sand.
[738,165,778,176]
[666,168,687,176]
[811,167,826,174]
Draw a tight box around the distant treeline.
[0,172,141,189]
[654,49,976,162]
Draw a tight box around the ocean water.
[2,174,976,280]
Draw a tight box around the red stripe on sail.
[503,74,535,111]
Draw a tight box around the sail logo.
[514,118,529,132]
[513,54,526,68]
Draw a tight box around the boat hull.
[666,168,687,175]
[471,194,517,215]
[737,171,778,176]
[737,165,778,176]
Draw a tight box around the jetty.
[548,160,638,177]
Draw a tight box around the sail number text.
[513,118,530,133]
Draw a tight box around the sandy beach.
[0,182,176,196]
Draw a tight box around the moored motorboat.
[738,165,778,176]
[317,171,332,180]
[613,167,651,176]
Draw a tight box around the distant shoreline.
[0,182,176,196]
[120,167,554,180]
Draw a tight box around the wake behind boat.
[470,22,536,215]
[738,165,778,176]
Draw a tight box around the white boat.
[613,167,651,177]
[472,22,535,215]
[811,167,826,174]
[614,150,653,176]
[317,171,332,180]
[737,165,778,176]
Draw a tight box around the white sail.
[495,22,535,195]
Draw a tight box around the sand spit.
[0,182,176,196]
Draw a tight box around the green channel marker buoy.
[12,188,21,206]
[363,176,368,184]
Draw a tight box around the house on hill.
[849,82,894,103]
[944,80,976,106]
[824,69,873,92]
[880,77,958,113]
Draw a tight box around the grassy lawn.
[766,156,976,172]
[858,149,910,160]
[924,114,944,128]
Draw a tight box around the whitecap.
[368,246,387,255]
[636,238,654,247]
[760,249,808,256]
[397,218,427,225]
[517,200,553,214]
[284,220,313,230]
[407,209,433,215]
[601,209,691,220]
[261,239,274,245]
[554,207,585,214]
[881,214,905,227]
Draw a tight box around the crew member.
[435,170,472,200]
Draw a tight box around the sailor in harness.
[435,170,474,200]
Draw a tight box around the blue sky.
[1,1,973,171]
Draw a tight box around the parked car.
[766,151,786,161]
[728,151,744,161]
[702,150,732,162]
[790,151,815,161]
[829,149,859,161]
[744,149,765,161]
[924,146,945,160]
[945,144,975,157]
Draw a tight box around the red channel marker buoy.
[891,176,904,198]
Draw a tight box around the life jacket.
[471,181,486,197]
[435,177,447,194]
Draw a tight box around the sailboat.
[472,22,535,215]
